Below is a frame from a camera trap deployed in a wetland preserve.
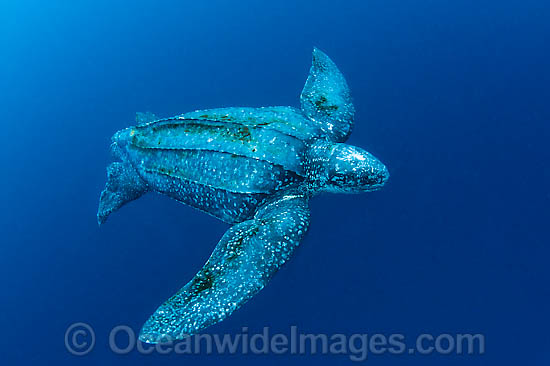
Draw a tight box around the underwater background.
[1,0,549,364]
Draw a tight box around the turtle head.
[324,144,389,193]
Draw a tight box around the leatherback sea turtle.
[98,48,389,343]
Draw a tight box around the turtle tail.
[97,161,148,225]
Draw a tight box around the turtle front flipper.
[139,194,310,343]
[300,47,355,142]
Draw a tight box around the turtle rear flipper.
[97,161,148,225]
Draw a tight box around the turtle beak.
[372,161,390,189]
[359,154,389,191]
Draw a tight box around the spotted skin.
[97,48,390,343]
[139,195,310,342]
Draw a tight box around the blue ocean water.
[1,0,549,364]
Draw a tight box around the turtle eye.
[328,171,348,185]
